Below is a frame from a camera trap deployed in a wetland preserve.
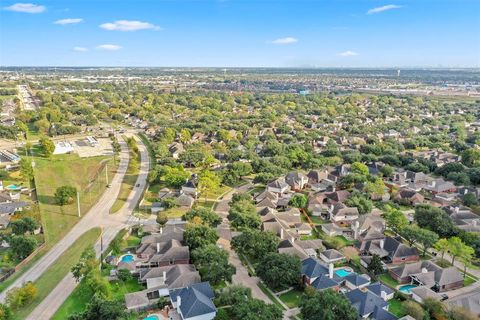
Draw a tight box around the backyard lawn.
[388,298,407,317]
[378,273,399,288]
[279,289,304,308]
[34,153,115,245]
[12,228,101,320]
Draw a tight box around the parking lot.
[73,137,114,158]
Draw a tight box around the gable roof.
[301,257,328,278]
[344,273,370,287]
[366,282,394,297]
[170,282,216,319]
[346,288,388,317]
[311,274,340,290]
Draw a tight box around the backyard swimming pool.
[399,284,417,294]
[143,316,160,320]
[335,268,352,277]
[120,254,134,263]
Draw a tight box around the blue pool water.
[120,254,134,263]
[143,316,159,320]
[335,269,351,277]
[399,284,417,294]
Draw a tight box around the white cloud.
[73,46,87,52]
[339,50,358,57]
[99,20,161,31]
[96,44,122,51]
[270,37,298,45]
[55,18,83,25]
[367,4,402,14]
[3,3,45,13]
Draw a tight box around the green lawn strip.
[137,132,156,165]
[388,298,407,317]
[279,289,303,308]
[257,282,287,310]
[464,275,476,286]
[12,227,101,320]
[0,248,47,293]
[111,137,141,213]
[378,273,399,289]
[34,153,114,244]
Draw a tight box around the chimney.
[421,267,428,273]
[163,271,167,283]
[291,237,295,243]
[160,227,163,234]
[329,263,334,279]
[280,228,284,240]
[381,290,387,301]
[380,239,385,249]
[177,295,181,308]
[156,243,160,253]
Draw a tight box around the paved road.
[25,134,150,320]
[215,182,272,304]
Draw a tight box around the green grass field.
[279,289,303,308]
[110,137,140,213]
[52,277,143,320]
[388,299,407,317]
[33,153,115,244]
[12,228,101,320]
[378,273,399,288]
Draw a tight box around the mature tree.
[0,303,12,320]
[460,244,475,278]
[434,238,450,261]
[231,297,282,320]
[198,170,221,202]
[179,128,191,143]
[184,207,221,227]
[423,297,446,320]
[345,194,373,215]
[192,244,235,285]
[401,225,422,247]
[162,166,190,188]
[342,246,359,263]
[416,228,439,257]
[364,177,386,197]
[256,253,301,291]
[156,212,168,226]
[448,237,464,264]
[300,289,357,320]
[184,223,218,250]
[351,162,369,176]
[215,285,252,307]
[367,254,383,276]
[463,193,479,207]
[383,206,408,234]
[228,199,261,230]
[71,247,97,282]
[54,185,77,206]
[19,158,34,182]
[6,282,37,310]
[231,229,279,261]
[379,165,394,178]
[10,236,37,260]
[10,217,37,235]
[40,136,55,157]
[224,161,253,185]
[462,148,480,167]
[414,204,456,237]
[68,295,126,320]
[289,194,308,209]
[402,300,424,320]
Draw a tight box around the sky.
[0,0,479,68]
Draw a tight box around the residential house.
[444,206,480,232]
[169,282,217,320]
[176,194,195,208]
[411,286,441,304]
[423,179,456,195]
[394,189,424,206]
[138,264,201,291]
[181,174,199,198]
[285,171,309,190]
[448,289,480,317]
[343,273,370,290]
[366,282,395,301]
[346,288,397,320]
[137,239,190,268]
[359,236,419,265]
[169,142,184,159]
[267,178,291,194]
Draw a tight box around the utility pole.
[77,191,81,217]
[100,229,103,271]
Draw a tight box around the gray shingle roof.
[170,282,216,319]
[301,257,328,278]
[346,288,388,317]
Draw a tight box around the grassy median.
[12,228,101,320]
[110,136,140,214]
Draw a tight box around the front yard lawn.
[279,289,304,308]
